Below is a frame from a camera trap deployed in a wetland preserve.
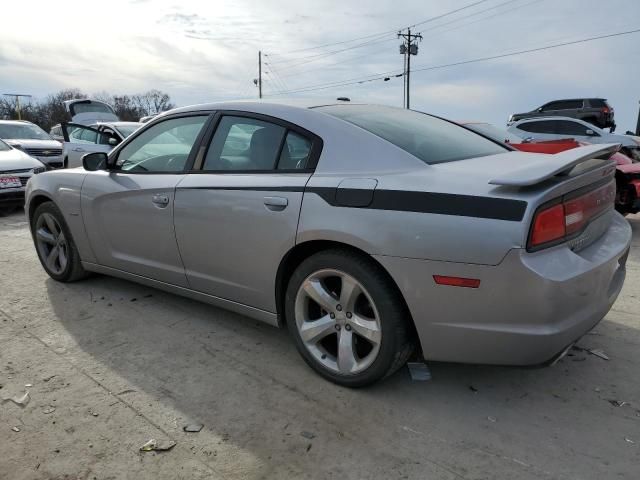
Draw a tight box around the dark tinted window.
[318,105,507,164]
[204,116,286,171]
[517,120,557,133]
[542,100,583,111]
[589,99,608,108]
[555,120,590,136]
[278,131,312,170]
[463,123,522,144]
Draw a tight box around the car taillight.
[601,106,610,113]
[528,182,615,250]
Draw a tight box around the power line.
[267,0,491,63]
[421,0,542,39]
[409,0,491,28]
[268,0,537,79]
[265,27,640,96]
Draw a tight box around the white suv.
[0,120,64,169]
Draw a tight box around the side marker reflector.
[433,275,480,288]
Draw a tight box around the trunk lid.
[64,99,119,125]
[430,144,619,252]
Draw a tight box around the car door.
[61,123,112,168]
[174,112,322,312]
[81,114,211,286]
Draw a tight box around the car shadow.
[42,214,640,480]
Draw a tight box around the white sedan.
[0,139,45,212]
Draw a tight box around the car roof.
[92,121,142,127]
[164,98,362,116]
[514,116,589,123]
[0,119,35,125]
[544,97,605,101]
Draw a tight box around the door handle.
[72,147,85,152]
[264,196,288,211]
[152,194,170,207]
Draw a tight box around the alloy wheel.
[294,269,382,375]
[35,213,68,275]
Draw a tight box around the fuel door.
[335,178,378,207]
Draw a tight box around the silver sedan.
[25,101,631,387]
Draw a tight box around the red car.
[462,122,640,215]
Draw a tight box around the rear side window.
[203,116,286,171]
[278,131,312,170]
[589,99,608,108]
[518,120,557,133]
[318,105,507,164]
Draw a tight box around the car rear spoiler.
[489,144,620,187]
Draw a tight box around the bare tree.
[0,88,175,130]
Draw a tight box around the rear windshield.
[317,105,507,164]
[463,123,522,144]
[0,123,51,140]
[589,99,609,108]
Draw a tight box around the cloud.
[1,0,639,130]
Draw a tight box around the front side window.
[318,105,507,164]
[556,121,591,136]
[0,139,10,151]
[203,116,286,171]
[117,116,207,173]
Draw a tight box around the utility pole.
[398,29,422,109]
[3,93,32,120]
[258,51,263,99]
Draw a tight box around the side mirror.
[585,129,595,136]
[108,137,119,146]
[82,152,108,171]
[537,107,543,112]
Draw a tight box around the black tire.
[31,201,88,282]
[285,249,414,387]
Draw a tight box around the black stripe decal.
[177,186,527,221]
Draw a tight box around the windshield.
[0,123,51,140]
[0,138,11,151]
[463,123,522,144]
[317,105,507,164]
[114,124,142,138]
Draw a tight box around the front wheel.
[285,250,414,387]
[31,201,88,282]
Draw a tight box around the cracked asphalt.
[1,208,639,480]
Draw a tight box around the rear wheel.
[285,249,413,387]
[31,202,88,282]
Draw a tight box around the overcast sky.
[2,0,639,130]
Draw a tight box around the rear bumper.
[375,213,632,365]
